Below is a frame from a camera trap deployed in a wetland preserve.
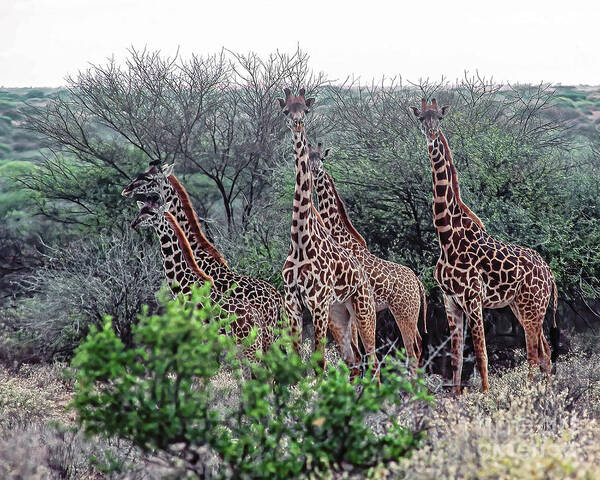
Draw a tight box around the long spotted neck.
[156,175,230,280]
[153,212,212,297]
[428,134,464,252]
[289,127,315,257]
[313,170,366,253]
[438,132,486,231]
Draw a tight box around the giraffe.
[410,98,559,393]
[122,163,285,353]
[130,198,264,360]
[307,143,427,367]
[278,88,378,380]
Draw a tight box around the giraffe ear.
[136,200,145,209]
[160,201,172,214]
[410,106,421,118]
[440,105,450,117]
[277,98,286,109]
[323,148,331,159]
[162,163,175,177]
[305,97,315,108]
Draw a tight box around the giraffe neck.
[428,134,464,250]
[157,175,230,280]
[153,212,211,297]
[289,128,314,256]
[438,132,486,231]
[313,170,366,252]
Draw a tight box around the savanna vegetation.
[0,48,599,478]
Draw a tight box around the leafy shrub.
[71,284,431,478]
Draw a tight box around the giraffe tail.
[418,279,428,334]
[550,276,560,364]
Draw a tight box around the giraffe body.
[308,145,426,364]
[131,200,263,360]
[411,99,558,393]
[278,88,378,379]
[123,165,284,352]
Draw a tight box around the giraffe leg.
[283,286,303,356]
[227,306,261,380]
[463,299,489,392]
[538,326,552,376]
[389,300,420,374]
[260,303,277,354]
[443,294,465,395]
[351,320,360,359]
[310,301,332,374]
[510,302,547,380]
[349,284,379,384]
[329,303,360,379]
[523,324,540,381]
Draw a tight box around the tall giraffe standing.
[130,198,264,360]
[122,164,284,353]
[308,143,427,365]
[278,88,378,378]
[410,98,559,393]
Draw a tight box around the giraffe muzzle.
[130,217,142,229]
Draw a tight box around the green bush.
[71,284,431,478]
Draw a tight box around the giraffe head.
[410,98,450,142]
[277,88,315,131]
[130,197,171,229]
[121,161,175,198]
[307,142,331,178]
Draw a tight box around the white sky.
[1,0,597,87]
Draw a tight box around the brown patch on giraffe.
[167,175,228,267]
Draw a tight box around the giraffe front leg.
[283,286,303,357]
[463,298,489,392]
[443,294,465,395]
[310,300,332,375]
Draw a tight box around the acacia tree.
[21,47,327,235]
[20,48,227,230]
[179,48,327,232]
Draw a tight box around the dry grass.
[386,333,600,480]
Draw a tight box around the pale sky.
[1,0,597,87]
